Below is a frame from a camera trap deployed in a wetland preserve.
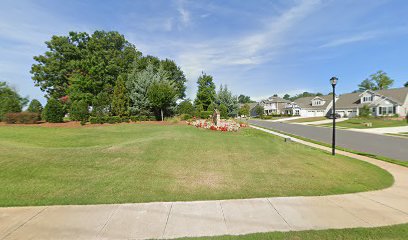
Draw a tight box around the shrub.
[199,111,212,119]
[4,112,40,124]
[69,100,89,122]
[177,100,195,115]
[109,116,122,124]
[89,116,101,124]
[180,114,192,121]
[0,97,22,121]
[359,105,371,118]
[219,104,228,119]
[121,117,130,123]
[27,99,43,114]
[149,116,156,121]
[130,116,139,122]
[42,98,65,123]
[139,115,147,121]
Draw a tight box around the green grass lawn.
[322,118,408,129]
[0,124,393,207]
[182,223,408,240]
[286,117,327,123]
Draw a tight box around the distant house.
[284,95,336,117]
[238,102,260,117]
[259,96,291,115]
[335,88,408,117]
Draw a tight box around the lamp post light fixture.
[330,77,338,156]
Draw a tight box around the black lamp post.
[330,77,338,156]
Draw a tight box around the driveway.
[249,119,408,161]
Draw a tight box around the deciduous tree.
[358,70,394,91]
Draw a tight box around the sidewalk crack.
[161,203,173,238]
[1,206,48,240]
[266,198,292,230]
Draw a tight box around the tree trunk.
[161,109,164,121]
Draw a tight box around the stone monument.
[213,109,220,126]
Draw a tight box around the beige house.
[335,88,408,118]
[260,96,291,115]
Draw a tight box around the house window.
[363,96,373,102]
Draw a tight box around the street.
[249,119,408,161]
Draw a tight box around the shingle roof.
[335,87,408,109]
[293,95,333,110]
[377,87,408,105]
[262,96,291,104]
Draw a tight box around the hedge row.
[89,115,156,124]
[4,112,40,124]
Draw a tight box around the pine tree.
[194,73,216,110]
[112,75,129,117]
[127,63,158,115]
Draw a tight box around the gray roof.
[293,95,333,110]
[261,96,291,104]
[377,88,408,105]
[336,87,408,109]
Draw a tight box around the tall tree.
[358,70,394,91]
[147,80,177,121]
[283,94,290,100]
[216,84,239,117]
[127,63,158,115]
[194,73,216,111]
[112,75,129,117]
[0,82,27,120]
[31,31,141,101]
[404,81,408,87]
[238,94,253,103]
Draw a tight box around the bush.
[108,116,122,124]
[69,100,89,122]
[0,97,22,121]
[149,116,156,121]
[42,98,65,123]
[359,105,371,118]
[27,99,43,114]
[4,112,40,124]
[130,116,139,122]
[219,104,228,119]
[199,111,212,119]
[180,114,192,121]
[177,100,195,115]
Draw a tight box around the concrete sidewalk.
[346,125,408,135]
[1,128,408,240]
[295,118,348,125]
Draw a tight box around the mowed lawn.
[0,124,393,207]
[323,118,408,129]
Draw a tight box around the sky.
[1,0,408,104]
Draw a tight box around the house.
[284,95,336,117]
[259,96,291,115]
[335,87,408,117]
[238,102,260,117]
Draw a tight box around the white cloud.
[320,31,380,48]
[177,0,191,27]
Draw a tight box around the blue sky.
[1,0,408,104]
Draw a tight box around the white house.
[335,88,408,118]
[284,95,336,117]
[259,96,291,115]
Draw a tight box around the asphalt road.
[249,119,408,161]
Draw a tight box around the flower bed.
[188,119,245,132]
